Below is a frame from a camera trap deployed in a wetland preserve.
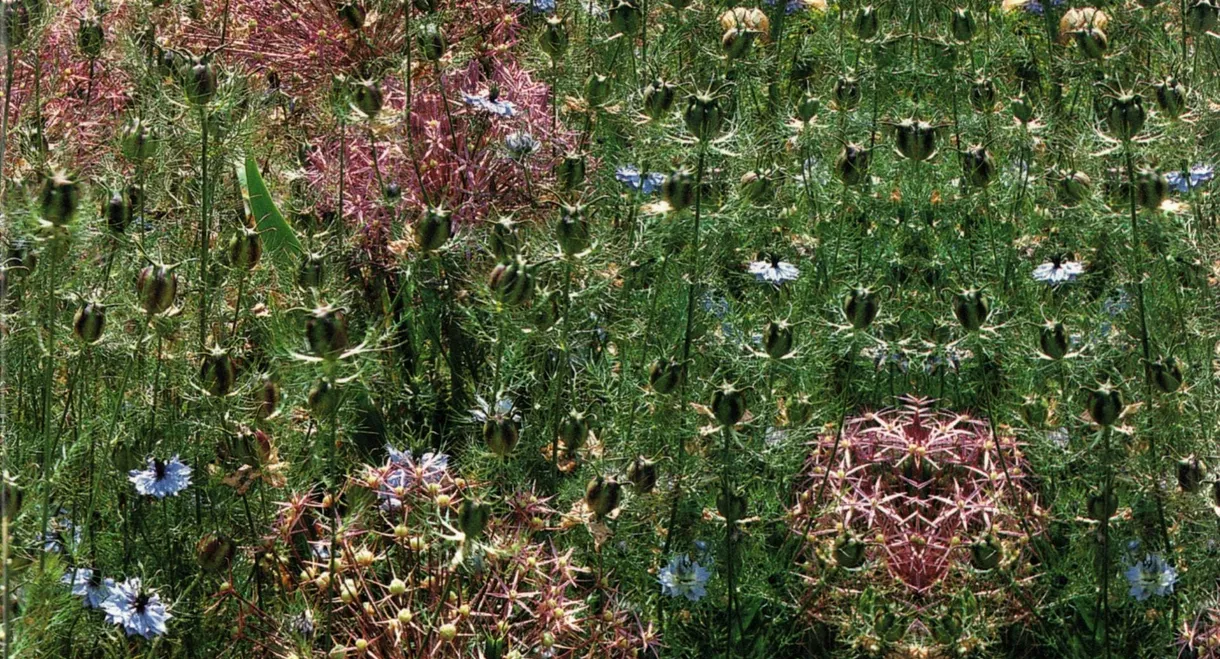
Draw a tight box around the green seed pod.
[186,58,217,106]
[351,79,382,119]
[796,93,820,122]
[489,257,534,305]
[73,301,106,344]
[662,169,696,212]
[483,418,519,457]
[1086,384,1122,426]
[1150,357,1183,394]
[77,16,104,59]
[721,27,756,59]
[200,347,237,397]
[1038,321,1069,360]
[458,501,491,540]
[298,252,325,289]
[337,2,365,30]
[136,265,177,315]
[585,476,622,519]
[1177,455,1205,493]
[642,78,676,120]
[1105,94,1145,140]
[1135,170,1169,210]
[969,77,997,113]
[1086,488,1118,520]
[308,378,340,417]
[963,146,996,187]
[559,410,590,455]
[853,5,879,40]
[649,358,682,394]
[833,76,861,110]
[416,206,452,252]
[1056,170,1092,206]
[227,228,262,271]
[950,7,975,42]
[555,153,586,191]
[833,534,866,569]
[711,385,746,426]
[254,374,280,420]
[844,287,879,329]
[120,117,156,162]
[1155,78,1187,120]
[894,119,937,162]
[306,305,349,359]
[532,288,561,331]
[1011,95,1034,124]
[105,191,130,234]
[40,171,78,226]
[1187,0,1219,33]
[196,532,236,572]
[763,320,794,358]
[969,536,1002,571]
[609,0,641,36]
[952,289,989,331]
[739,170,775,204]
[585,74,611,107]
[556,204,591,256]
[1073,28,1108,60]
[417,23,446,61]
[716,490,747,523]
[489,216,521,261]
[540,16,568,59]
[835,144,871,186]
[683,93,723,141]
[626,455,657,493]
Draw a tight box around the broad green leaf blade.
[241,156,301,259]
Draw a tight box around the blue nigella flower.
[1165,165,1214,194]
[1124,553,1178,601]
[748,257,800,285]
[1022,0,1063,15]
[128,456,191,499]
[511,0,556,12]
[461,92,516,118]
[1102,289,1131,316]
[38,509,81,553]
[101,577,171,639]
[62,568,114,609]
[764,0,810,14]
[379,446,450,509]
[505,132,540,160]
[1032,258,1084,285]
[615,165,666,195]
[659,554,711,602]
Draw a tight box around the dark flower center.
[134,592,150,614]
[153,460,166,481]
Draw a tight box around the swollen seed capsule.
[298,252,325,289]
[642,78,676,120]
[796,93,820,122]
[556,204,591,256]
[1086,384,1122,426]
[1155,78,1187,120]
[716,490,747,523]
[1105,94,1145,140]
[739,170,775,205]
[763,320,794,358]
[458,501,490,539]
[558,411,590,455]
[77,17,103,58]
[844,287,879,329]
[308,379,340,417]
[1011,95,1034,124]
[73,301,106,344]
[306,305,349,359]
[970,536,1002,571]
[626,455,657,493]
[1038,322,1069,360]
[950,7,975,42]
[136,265,177,315]
[584,476,622,519]
[835,144,871,186]
[201,347,237,397]
[416,206,452,252]
[351,79,382,119]
[489,216,521,260]
[584,74,611,108]
[853,5,879,40]
[969,77,997,113]
[1086,489,1118,520]
[648,358,682,394]
[952,289,989,331]
[540,15,568,58]
[1178,455,1205,493]
[1188,0,1219,33]
[40,171,79,226]
[121,118,157,161]
[683,93,723,141]
[711,385,746,426]
[963,146,996,187]
[105,192,130,235]
[483,418,519,457]
[833,76,861,110]
[1135,170,1169,210]
[894,119,937,162]
[254,375,279,420]
[834,534,866,569]
[1073,28,1107,59]
[227,228,262,271]
[609,0,641,36]
[417,24,446,61]
[1056,170,1092,206]
[186,58,217,106]
[555,153,586,191]
[196,532,236,572]
[721,27,755,59]
[489,257,534,305]
[1150,357,1183,394]
[662,170,696,212]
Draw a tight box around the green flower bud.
[796,93,820,122]
[963,145,996,187]
[1011,95,1034,123]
